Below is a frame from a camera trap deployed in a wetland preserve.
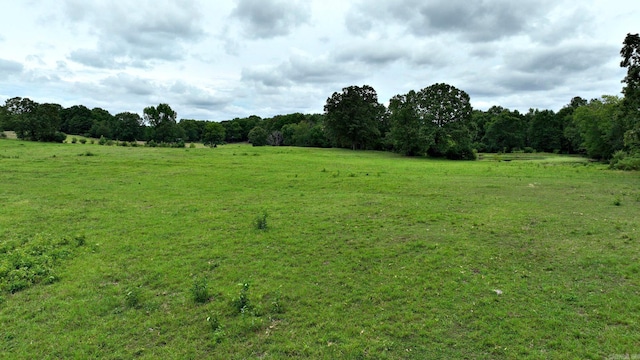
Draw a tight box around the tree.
[572,96,625,159]
[144,103,180,143]
[61,105,93,135]
[620,33,640,154]
[481,109,527,152]
[324,85,385,150]
[388,83,475,158]
[202,122,226,147]
[248,126,268,146]
[113,112,143,141]
[527,109,562,152]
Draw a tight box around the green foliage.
[231,282,251,314]
[71,137,77,144]
[389,84,475,159]
[79,138,87,144]
[254,211,268,230]
[125,287,141,308]
[609,150,640,170]
[202,122,226,147]
[191,276,209,303]
[323,85,385,150]
[144,103,181,144]
[98,135,107,145]
[0,234,85,294]
[248,126,268,146]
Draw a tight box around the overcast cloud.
[0,0,637,120]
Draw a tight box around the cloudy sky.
[0,0,637,120]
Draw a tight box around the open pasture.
[0,140,639,359]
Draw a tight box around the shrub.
[189,143,196,148]
[89,139,95,144]
[609,150,640,171]
[71,137,77,144]
[0,132,6,139]
[192,276,209,303]
[523,147,535,153]
[231,282,251,314]
[79,138,87,144]
[98,136,107,145]
[254,211,268,230]
[146,140,157,147]
[125,287,141,308]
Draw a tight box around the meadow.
[0,138,639,359]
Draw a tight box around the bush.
[53,132,67,143]
[0,132,6,139]
[79,138,87,144]
[71,137,77,144]
[523,147,535,153]
[146,140,157,147]
[192,276,209,303]
[610,150,640,171]
[231,282,251,314]
[254,211,268,230]
[98,136,107,145]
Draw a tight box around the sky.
[0,0,638,121]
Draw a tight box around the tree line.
[1,34,638,168]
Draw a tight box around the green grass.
[0,139,639,359]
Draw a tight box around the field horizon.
[1,139,638,359]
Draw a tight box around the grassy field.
[0,139,639,359]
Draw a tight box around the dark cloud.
[507,44,617,74]
[64,0,205,68]
[231,0,310,39]
[0,59,24,79]
[347,0,554,43]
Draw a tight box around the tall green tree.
[388,83,475,159]
[202,122,226,147]
[113,112,143,141]
[144,103,181,143]
[527,109,562,152]
[482,109,527,152]
[323,85,385,150]
[620,33,640,153]
[61,105,93,135]
[572,96,625,159]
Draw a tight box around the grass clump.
[254,211,268,230]
[191,276,209,303]
[231,282,251,314]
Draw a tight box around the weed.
[270,291,284,314]
[207,315,221,331]
[614,196,622,206]
[192,276,209,303]
[254,211,268,230]
[232,282,251,314]
[125,287,141,308]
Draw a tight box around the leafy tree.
[388,83,475,158]
[248,126,268,146]
[324,85,385,150]
[572,96,625,159]
[559,97,588,153]
[620,33,640,154]
[61,105,93,135]
[482,109,527,152]
[113,112,143,141]
[202,122,226,147]
[527,109,562,152]
[178,119,206,142]
[144,103,181,143]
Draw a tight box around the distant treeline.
[1,34,638,168]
